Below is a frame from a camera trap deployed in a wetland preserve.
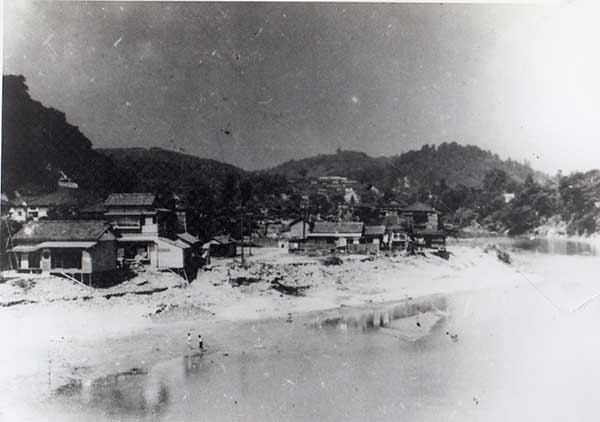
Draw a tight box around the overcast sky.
[4,1,600,173]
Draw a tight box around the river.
[46,238,600,421]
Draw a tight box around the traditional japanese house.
[103,193,191,269]
[305,221,364,252]
[10,220,118,282]
[400,202,446,249]
[382,214,411,250]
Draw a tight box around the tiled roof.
[13,220,113,242]
[104,193,156,207]
[311,221,364,234]
[364,225,385,236]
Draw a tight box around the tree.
[221,173,240,207]
[483,169,509,194]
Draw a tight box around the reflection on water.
[52,269,600,421]
[314,296,448,332]
[502,238,597,256]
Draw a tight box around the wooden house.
[104,193,191,269]
[400,202,446,249]
[10,220,118,282]
[382,214,411,250]
[305,221,364,252]
[363,225,385,247]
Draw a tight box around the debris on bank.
[322,256,343,266]
[483,244,512,264]
[271,278,310,296]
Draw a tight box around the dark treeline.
[3,74,599,239]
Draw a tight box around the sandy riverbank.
[0,245,527,419]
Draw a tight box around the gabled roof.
[176,232,201,245]
[13,220,114,242]
[158,237,190,249]
[364,225,385,236]
[104,193,156,207]
[212,235,236,244]
[402,202,438,213]
[311,221,364,234]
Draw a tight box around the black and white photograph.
[1,0,600,420]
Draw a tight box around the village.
[1,173,448,288]
[5,1,600,420]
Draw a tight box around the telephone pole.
[240,201,245,264]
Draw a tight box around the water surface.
[48,284,600,422]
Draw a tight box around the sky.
[3,1,600,173]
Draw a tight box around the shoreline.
[0,244,537,418]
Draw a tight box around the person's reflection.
[183,353,205,377]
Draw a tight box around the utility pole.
[240,200,245,264]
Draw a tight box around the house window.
[51,249,82,269]
[17,210,23,216]
[114,217,141,229]
[29,211,38,218]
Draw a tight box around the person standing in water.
[198,334,204,350]
[187,333,192,350]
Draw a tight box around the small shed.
[202,235,237,258]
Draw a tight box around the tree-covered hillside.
[1,75,133,196]
[267,143,546,189]
[96,147,247,194]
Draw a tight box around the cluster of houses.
[1,183,447,283]
[3,191,236,283]
[285,201,447,254]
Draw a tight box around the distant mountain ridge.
[3,74,547,199]
[265,143,548,189]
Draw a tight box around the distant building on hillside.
[8,188,90,222]
[318,176,349,184]
[503,193,516,203]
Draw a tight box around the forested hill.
[267,143,547,189]
[1,75,130,196]
[1,74,246,198]
[96,147,247,193]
